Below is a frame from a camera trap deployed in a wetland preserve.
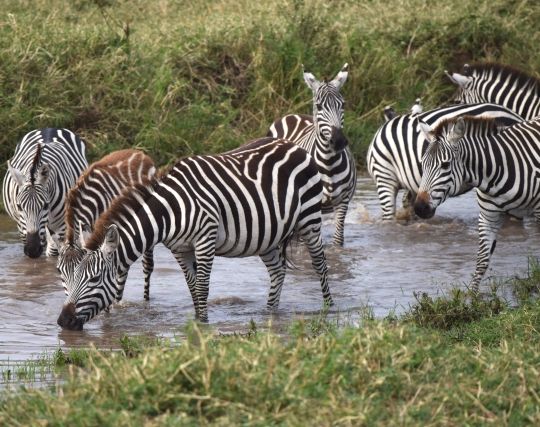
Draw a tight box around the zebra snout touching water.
[57,138,333,330]
[267,63,356,246]
[51,149,156,301]
[2,129,88,258]
[415,115,540,291]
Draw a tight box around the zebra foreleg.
[301,226,333,306]
[375,183,398,220]
[260,248,287,309]
[142,249,154,301]
[173,251,199,318]
[115,270,129,302]
[471,211,504,292]
[193,233,218,322]
[332,199,350,246]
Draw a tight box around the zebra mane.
[431,116,500,140]
[466,62,540,92]
[84,180,158,251]
[29,144,43,185]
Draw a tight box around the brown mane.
[64,149,155,244]
[465,62,540,93]
[29,144,43,185]
[84,181,158,251]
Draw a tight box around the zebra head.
[414,118,468,219]
[304,63,348,152]
[53,223,92,295]
[57,224,120,330]
[445,64,479,104]
[8,159,51,258]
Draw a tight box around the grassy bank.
[2,294,540,425]
[1,0,539,175]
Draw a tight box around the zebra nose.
[24,232,43,258]
[414,192,435,219]
[330,127,348,151]
[57,303,84,331]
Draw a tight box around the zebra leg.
[300,225,333,306]
[260,248,287,309]
[173,251,199,318]
[194,233,218,322]
[115,270,129,302]
[45,231,59,257]
[376,183,398,220]
[471,211,504,292]
[142,249,154,301]
[332,199,350,246]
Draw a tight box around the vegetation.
[1,0,539,177]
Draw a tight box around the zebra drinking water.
[367,103,522,220]
[51,149,156,300]
[447,62,540,120]
[57,138,333,330]
[2,128,87,258]
[414,115,540,291]
[267,64,356,246]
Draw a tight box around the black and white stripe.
[57,138,333,329]
[267,64,356,245]
[367,103,522,220]
[447,62,540,120]
[52,149,156,300]
[2,128,87,258]
[414,116,540,290]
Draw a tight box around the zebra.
[367,103,523,220]
[3,128,87,258]
[50,149,156,301]
[267,63,356,246]
[57,138,333,330]
[414,115,540,291]
[446,62,540,120]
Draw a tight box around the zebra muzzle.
[414,192,435,219]
[330,127,348,152]
[24,232,43,258]
[57,303,84,331]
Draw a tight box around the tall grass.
[1,0,539,175]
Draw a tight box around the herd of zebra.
[3,61,540,330]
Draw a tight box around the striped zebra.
[267,64,356,246]
[414,115,540,291]
[447,62,540,120]
[3,128,87,258]
[51,149,156,300]
[367,103,522,220]
[57,138,333,330]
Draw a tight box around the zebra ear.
[8,161,26,187]
[78,221,92,248]
[330,63,348,90]
[303,66,321,92]
[417,122,435,143]
[450,72,471,88]
[35,163,50,186]
[101,224,119,257]
[449,117,466,145]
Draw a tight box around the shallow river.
[1,177,539,361]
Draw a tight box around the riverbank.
[2,282,540,425]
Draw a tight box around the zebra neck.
[461,135,501,191]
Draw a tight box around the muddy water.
[1,176,539,360]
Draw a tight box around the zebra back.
[448,62,540,120]
[2,128,87,257]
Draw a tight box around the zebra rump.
[58,138,332,329]
[2,128,87,258]
[367,103,523,220]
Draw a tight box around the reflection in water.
[1,177,539,360]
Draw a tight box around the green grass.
[1,0,540,176]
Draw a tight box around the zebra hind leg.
[260,248,287,309]
[300,225,333,307]
[142,249,154,301]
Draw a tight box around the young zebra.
[3,128,87,258]
[57,138,333,330]
[447,62,540,120]
[367,103,522,220]
[267,64,356,246]
[414,115,540,291]
[52,149,156,300]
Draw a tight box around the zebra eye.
[43,202,49,209]
[440,161,451,169]
[316,103,323,110]
[87,276,101,287]
[16,203,22,210]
